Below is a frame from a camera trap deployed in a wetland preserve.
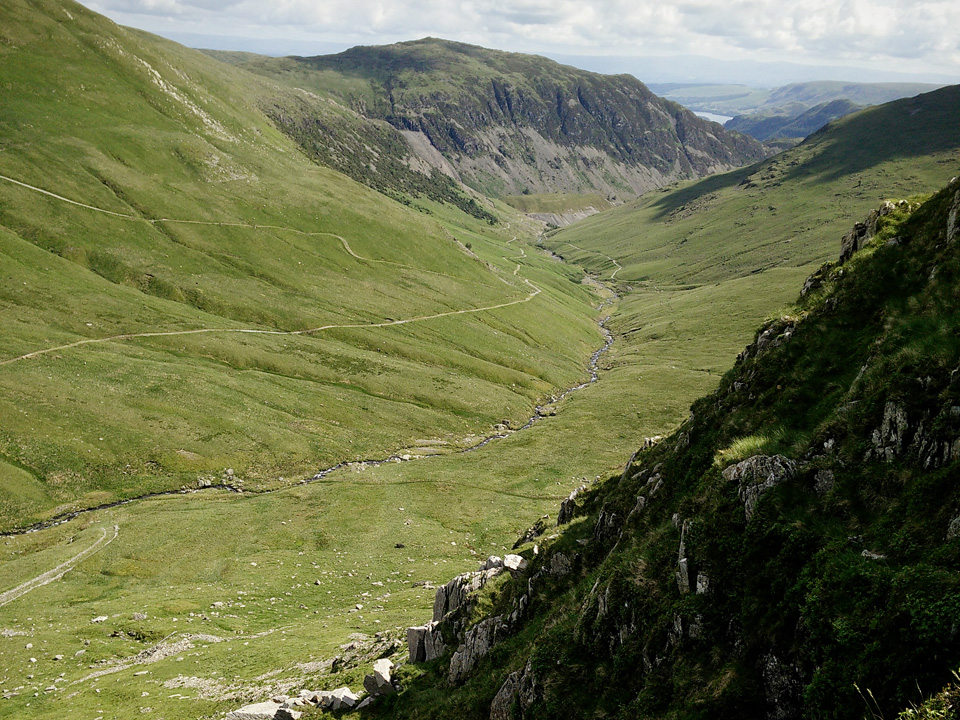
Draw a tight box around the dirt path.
[0,173,541,367]
[0,525,118,608]
[560,241,622,280]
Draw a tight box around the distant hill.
[726,99,864,143]
[652,80,944,118]
[209,38,771,199]
[546,84,960,287]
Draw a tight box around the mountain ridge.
[211,37,772,199]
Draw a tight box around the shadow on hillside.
[781,85,960,185]
[647,168,753,219]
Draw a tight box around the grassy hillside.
[0,0,604,530]
[2,5,958,720]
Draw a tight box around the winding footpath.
[0,525,118,608]
[559,241,622,280]
[0,173,620,535]
[0,173,539,367]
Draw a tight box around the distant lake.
[694,111,733,125]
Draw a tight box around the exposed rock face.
[870,401,909,462]
[434,569,501,622]
[557,484,587,525]
[549,552,572,577]
[593,503,622,543]
[947,180,960,242]
[296,40,770,199]
[722,455,798,521]
[514,518,547,548]
[675,519,694,594]
[490,660,539,720]
[814,469,836,496]
[449,615,511,685]
[407,621,446,663]
[947,514,960,540]
[489,671,520,720]
[762,653,802,720]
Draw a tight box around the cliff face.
[229,39,771,199]
[384,178,960,719]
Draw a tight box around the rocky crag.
[373,178,960,719]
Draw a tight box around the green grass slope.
[0,0,603,530]
[376,174,960,720]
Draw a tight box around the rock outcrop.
[433,568,501,622]
[406,621,446,663]
[448,615,511,685]
[489,660,539,720]
[722,455,798,521]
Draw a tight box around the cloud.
[83,0,960,76]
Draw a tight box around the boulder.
[479,555,504,572]
[363,658,396,697]
[225,701,282,720]
[722,455,797,521]
[319,687,359,711]
[503,554,527,572]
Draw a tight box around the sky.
[82,0,960,85]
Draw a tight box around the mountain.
[726,99,863,143]
[377,176,960,720]
[209,38,771,199]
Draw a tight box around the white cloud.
[83,0,960,78]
